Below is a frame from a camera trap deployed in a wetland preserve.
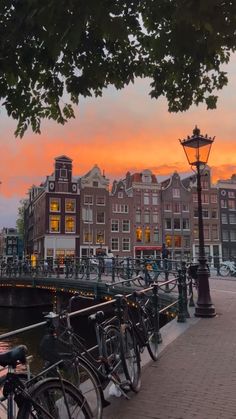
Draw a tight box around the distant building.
[0,227,23,261]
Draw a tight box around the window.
[136,227,142,242]
[152,194,158,205]
[165,234,172,247]
[173,188,180,198]
[65,199,76,212]
[152,211,158,223]
[203,226,210,240]
[174,235,181,247]
[122,238,130,251]
[60,168,67,178]
[221,199,227,208]
[173,203,181,213]
[165,218,172,229]
[212,225,219,240]
[50,198,60,212]
[97,210,105,224]
[118,192,123,198]
[84,230,92,243]
[122,220,130,232]
[211,210,218,219]
[145,226,151,243]
[96,196,105,205]
[182,203,189,212]
[229,213,236,224]
[194,225,199,239]
[65,216,75,233]
[111,220,119,232]
[228,200,236,210]
[230,230,236,241]
[153,228,159,242]
[50,215,60,232]
[192,193,198,202]
[228,191,235,198]
[96,231,105,244]
[136,209,141,223]
[112,204,128,213]
[83,207,93,222]
[222,230,229,241]
[144,210,150,223]
[211,194,217,203]
[202,194,209,204]
[111,238,119,251]
[174,219,180,229]
[84,195,93,204]
[182,219,190,230]
[221,213,228,224]
[144,193,149,205]
[202,209,209,218]
[164,202,172,211]
[194,208,199,218]
[201,179,208,189]
[93,181,98,187]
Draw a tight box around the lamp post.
[179,126,216,318]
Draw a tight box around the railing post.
[151,283,162,344]
[177,269,186,323]
[56,259,60,279]
[74,258,78,280]
[85,257,90,280]
[65,258,69,279]
[98,257,102,282]
[181,262,190,318]
[111,257,115,283]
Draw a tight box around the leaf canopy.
[0,0,236,136]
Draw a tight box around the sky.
[1,55,236,229]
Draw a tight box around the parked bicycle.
[219,260,236,277]
[0,344,92,418]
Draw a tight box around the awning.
[134,246,162,251]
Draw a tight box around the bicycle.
[39,295,140,419]
[219,260,236,277]
[0,344,92,418]
[132,260,178,292]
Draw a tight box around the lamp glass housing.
[180,136,213,166]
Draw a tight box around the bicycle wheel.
[78,265,86,280]
[120,325,141,393]
[219,265,230,277]
[103,325,128,386]
[17,377,92,419]
[132,275,146,288]
[142,308,158,361]
[62,357,103,419]
[157,271,177,291]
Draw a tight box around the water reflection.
[0,307,51,373]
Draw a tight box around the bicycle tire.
[120,325,141,393]
[17,377,92,419]
[132,275,146,288]
[103,325,128,386]
[142,308,158,361]
[219,265,230,277]
[78,265,86,280]
[156,271,177,291]
[62,357,103,419]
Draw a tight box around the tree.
[16,199,27,240]
[0,0,236,137]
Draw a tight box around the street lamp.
[179,126,216,318]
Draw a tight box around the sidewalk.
[103,277,236,419]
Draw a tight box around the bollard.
[177,270,186,323]
[86,257,90,280]
[74,258,79,280]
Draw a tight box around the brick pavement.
[103,277,236,419]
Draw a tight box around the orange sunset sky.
[1,54,236,228]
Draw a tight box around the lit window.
[50,198,60,212]
[145,227,151,243]
[65,216,75,233]
[84,230,92,243]
[50,215,60,232]
[65,199,76,212]
[165,235,172,247]
[136,227,142,242]
[96,231,105,244]
[174,235,181,247]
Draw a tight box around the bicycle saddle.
[0,345,27,368]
